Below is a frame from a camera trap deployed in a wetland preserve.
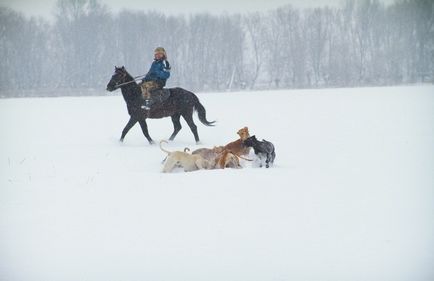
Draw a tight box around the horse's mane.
[118,68,141,103]
[123,69,135,82]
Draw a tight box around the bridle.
[111,71,127,88]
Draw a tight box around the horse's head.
[106,66,128,92]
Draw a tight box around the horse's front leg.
[138,119,154,144]
[120,116,138,142]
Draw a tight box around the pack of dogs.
[160,127,276,173]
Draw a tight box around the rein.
[114,74,146,89]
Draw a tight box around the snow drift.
[0,85,433,281]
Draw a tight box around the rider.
[140,47,171,110]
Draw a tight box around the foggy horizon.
[0,0,432,97]
[1,0,396,20]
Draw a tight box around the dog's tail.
[221,149,254,162]
[159,140,172,154]
[236,154,254,162]
[193,96,216,126]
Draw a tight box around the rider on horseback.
[140,47,171,110]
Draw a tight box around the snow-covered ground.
[1,85,433,281]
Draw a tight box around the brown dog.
[216,149,254,169]
[223,127,251,156]
[193,146,253,169]
[217,150,242,169]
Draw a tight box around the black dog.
[243,135,276,168]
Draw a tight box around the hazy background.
[1,0,396,19]
[0,0,432,97]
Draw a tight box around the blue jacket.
[143,59,170,86]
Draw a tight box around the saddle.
[140,81,171,106]
[153,88,171,104]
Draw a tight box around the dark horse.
[106,66,215,144]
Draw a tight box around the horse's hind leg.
[169,114,182,141]
[138,120,154,144]
[182,112,199,143]
[120,117,137,142]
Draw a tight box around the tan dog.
[216,149,253,169]
[217,150,242,169]
[161,147,191,164]
[160,141,211,173]
[223,127,251,156]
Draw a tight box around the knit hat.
[154,47,167,59]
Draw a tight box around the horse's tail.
[193,96,216,126]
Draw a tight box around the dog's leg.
[218,151,228,169]
[258,154,264,168]
[161,156,168,164]
[238,156,243,168]
[271,150,276,166]
[265,153,271,168]
[258,153,265,168]
[232,154,241,169]
[162,157,176,173]
[195,159,204,170]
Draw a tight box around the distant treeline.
[0,0,433,97]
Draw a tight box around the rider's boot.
[141,99,152,110]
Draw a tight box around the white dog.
[160,141,211,173]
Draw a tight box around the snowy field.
[1,85,433,281]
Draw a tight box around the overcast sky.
[0,0,394,20]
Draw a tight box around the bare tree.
[1,0,433,97]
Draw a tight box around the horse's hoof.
[119,138,124,143]
[149,140,155,145]
[196,141,202,145]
